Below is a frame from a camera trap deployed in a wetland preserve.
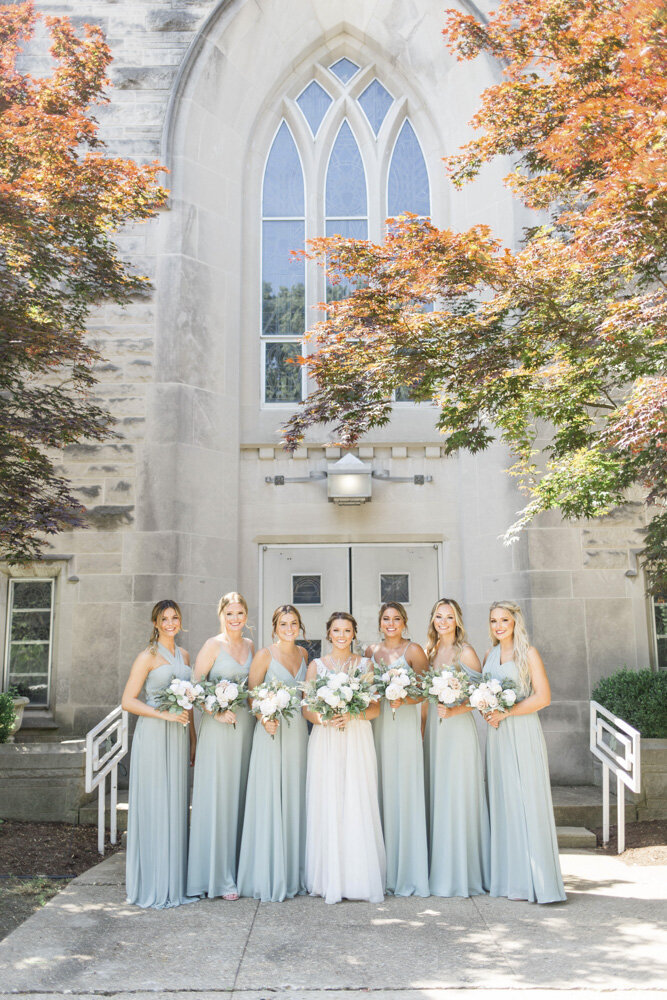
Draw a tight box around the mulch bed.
[0,820,122,943]
[0,820,121,877]
[593,818,667,866]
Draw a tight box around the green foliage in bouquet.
[591,669,667,739]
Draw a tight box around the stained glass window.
[388,120,430,217]
[380,574,410,604]
[358,79,393,136]
[297,81,332,137]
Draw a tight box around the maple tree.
[284,0,666,592]
[0,2,167,561]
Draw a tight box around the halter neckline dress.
[125,643,194,909]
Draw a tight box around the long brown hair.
[326,611,358,640]
[271,604,306,638]
[149,600,183,653]
[378,601,408,634]
[425,598,467,665]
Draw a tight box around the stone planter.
[7,697,30,743]
[0,740,92,823]
[635,738,667,821]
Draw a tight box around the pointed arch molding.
[161,0,493,168]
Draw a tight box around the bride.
[302,612,386,904]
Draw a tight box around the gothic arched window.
[260,63,430,404]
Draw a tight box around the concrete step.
[79,790,128,831]
[557,825,597,849]
[551,785,603,829]
[81,787,604,839]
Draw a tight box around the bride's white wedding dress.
[305,657,386,904]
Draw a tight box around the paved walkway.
[0,849,665,998]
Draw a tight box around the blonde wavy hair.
[489,600,532,696]
[425,598,468,665]
[217,592,249,639]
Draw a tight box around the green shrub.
[591,668,667,738]
[0,693,16,744]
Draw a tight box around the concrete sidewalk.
[0,849,665,998]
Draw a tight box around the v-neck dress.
[125,643,194,909]
[237,654,308,901]
[372,651,429,897]
[483,645,566,903]
[187,646,255,898]
[423,662,490,896]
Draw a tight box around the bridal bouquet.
[373,661,422,719]
[201,677,248,729]
[469,676,518,717]
[421,665,474,723]
[249,678,301,739]
[302,667,376,725]
[155,677,204,719]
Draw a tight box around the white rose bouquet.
[200,677,248,729]
[469,676,518,717]
[154,677,204,721]
[421,665,474,723]
[373,661,422,719]
[249,678,301,739]
[302,666,377,726]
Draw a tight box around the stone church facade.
[2,0,660,783]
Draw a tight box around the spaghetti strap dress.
[305,658,386,904]
[125,643,194,909]
[423,662,490,896]
[372,651,429,897]
[237,655,308,901]
[483,645,566,903]
[187,647,255,898]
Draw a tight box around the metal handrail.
[589,700,641,854]
[85,705,129,855]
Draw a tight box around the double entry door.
[260,543,442,657]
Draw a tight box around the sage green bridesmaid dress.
[372,652,429,897]
[126,644,194,909]
[483,645,566,903]
[186,646,255,898]
[237,655,308,902]
[423,663,490,896]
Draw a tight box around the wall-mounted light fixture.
[265,453,433,506]
[327,454,372,505]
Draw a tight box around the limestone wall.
[1,1,655,784]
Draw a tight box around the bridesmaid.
[122,600,196,909]
[365,602,429,897]
[237,604,309,902]
[423,598,489,897]
[187,592,255,901]
[482,600,566,903]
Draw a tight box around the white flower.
[275,688,291,710]
[440,688,457,705]
[503,690,517,706]
[385,682,404,701]
[327,674,343,691]
[259,695,278,717]
[341,685,353,701]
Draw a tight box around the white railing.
[589,700,641,854]
[85,705,129,855]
